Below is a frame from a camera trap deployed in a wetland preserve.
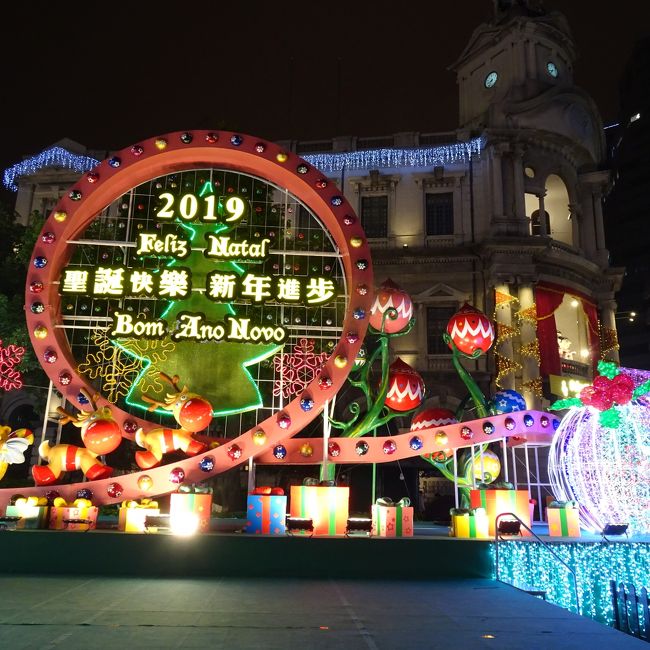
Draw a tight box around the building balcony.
[560,358,591,378]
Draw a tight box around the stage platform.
[0,526,493,580]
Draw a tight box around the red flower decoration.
[579,373,635,411]
[610,374,634,405]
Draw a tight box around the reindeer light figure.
[135,373,211,469]
[32,390,122,486]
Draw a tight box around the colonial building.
[5,1,622,417]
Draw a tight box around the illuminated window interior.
[544,174,573,246]
[554,294,591,372]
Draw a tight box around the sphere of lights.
[548,402,650,534]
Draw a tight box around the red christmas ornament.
[410,408,457,431]
[369,279,413,334]
[446,303,494,356]
[107,482,123,498]
[82,418,122,456]
[385,358,424,412]
[177,397,213,431]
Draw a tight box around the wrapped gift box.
[49,506,98,531]
[245,494,287,535]
[547,502,581,537]
[470,488,531,536]
[5,504,49,529]
[170,492,212,533]
[372,499,413,537]
[289,485,349,536]
[450,508,489,539]
[118,502,161,533]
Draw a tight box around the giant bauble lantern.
[549,365,650,534]
[472,450,501,483]
[410,408,457,431]
[446,303,494,356]
[385,358,424,412]
[369,279,413,334]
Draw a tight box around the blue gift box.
[245,494,287,535]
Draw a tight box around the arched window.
[530,209,550,237]
[544,174,573,246]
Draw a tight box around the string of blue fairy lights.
[3,137,485,192]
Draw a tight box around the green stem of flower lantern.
[443,333,489,418]
[329,310,417,439]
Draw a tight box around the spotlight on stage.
[345,517,373,537]
[497,519,522,537]
[602,523,629,542]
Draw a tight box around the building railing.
[560,359,591,378]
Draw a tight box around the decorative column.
[513,147,527,229]
[517,284,542,409]
[599,298,620,364]
[569,203,581,249]
[490,146,504,220]
[593,190,609,266]
[493,284,518,391]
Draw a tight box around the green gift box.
[5,504,49,529]
[547,502,580,537]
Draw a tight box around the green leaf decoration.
[632,379,650,399]
[599,408,620,428]
[550,397,583,411]
[597,360,619,379]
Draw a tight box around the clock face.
[546,61,559,78]
[484,71,498,88]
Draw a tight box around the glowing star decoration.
[446,303,494,357]
[369,279,413,334]
[549,401,650,535]
[272,338,328,400]
[385,358,424,412]
[0,426,34,481]
[492,389,527,414]
[0,340,25,391]
[410,408,457,431]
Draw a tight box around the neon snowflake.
[0,340,25,391]
[273,338,328,399]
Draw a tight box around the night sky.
[1,1,646,190]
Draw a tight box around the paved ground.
[0,576,643,649]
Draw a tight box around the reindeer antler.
[56,406,78,426]
[159,372,182,392]
[141,394,168,412]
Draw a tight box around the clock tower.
[451,0,604,165]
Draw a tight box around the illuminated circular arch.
[22,131,372,501]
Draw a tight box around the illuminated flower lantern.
[410,408,457,431]
[492,389,527,414]
[472,450,501,483]
[385,358,424,412]
[369,279,413,334]
[549,363,650,534]
[446,303,494,356]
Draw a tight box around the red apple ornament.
[385,358,425,411]
[447,303,494,356]
[369,279,413,334]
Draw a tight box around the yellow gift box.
[450,508,489,539]
[118,499,160,533]
[470,488,531,536]
[547,503,581,538]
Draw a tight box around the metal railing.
[611,581,650,641]
[494,512,580,613]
